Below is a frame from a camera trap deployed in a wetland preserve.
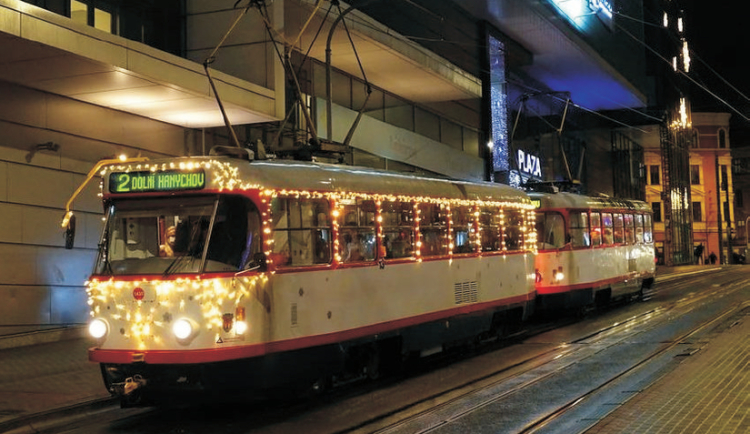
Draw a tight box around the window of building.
[650,165,660,185]
[69,0,113,33]
[70,0,87,25]
[441,119,463,151]
[724,201,730,222]
[721,165,729,190]
[692,202,702,222]
[652,202,662,222]
[719,129,727,148]
[690,165,701,185]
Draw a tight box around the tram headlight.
[173,318,198,342]
[88,318,108,339]
[234,321,248,335]
[554,267,565,282]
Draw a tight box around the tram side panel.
[270,252,535,363]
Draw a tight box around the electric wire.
[614,19,750,123]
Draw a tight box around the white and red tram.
[78,153,537,403]
[529,190,656,312]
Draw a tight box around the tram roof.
[239,158,529,204]
[105,156,531,205]
[528,191,650,213]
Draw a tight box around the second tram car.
[77,153,538,404]
[529,189,656,312]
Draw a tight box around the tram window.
[503,209,524,251]
[634,214,644,243]
[205,196,263,272]
[613,213,624,243]
[96,197,223,275]
[382,201,415,259]
[536,212,565,250]
[590,212,602,246]
[120,216,160,258]
[452,206,475,254]
[479,206,502,252]
[624,214,635,244]
[569,212,590,247]
[419,203,450,257]
[643,214,653,243]
[271,198,332,266]
[601,213,614,245]
[338,199,376,262]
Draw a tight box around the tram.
[529,188,656,312]
[69,151,538,404]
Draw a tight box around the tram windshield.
[94,195,262,275]
[535,211,566,250]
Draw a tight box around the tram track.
[350,271,750,434]
[520,299,750,434]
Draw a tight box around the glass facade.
[22,0,182,55]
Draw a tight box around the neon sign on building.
[550,0,614,30]
[518,150,542,178]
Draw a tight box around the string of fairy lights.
[87,158,537,349]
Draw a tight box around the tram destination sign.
[109,170,206,193]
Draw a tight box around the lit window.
[69,1,113,34]
[71,0,87,25]
[95,8,112,33]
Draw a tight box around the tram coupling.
[111,375,147,400]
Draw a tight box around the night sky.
[683,1,749,118]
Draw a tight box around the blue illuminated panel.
[550,0,614,30]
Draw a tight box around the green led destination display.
[109,170,206,193]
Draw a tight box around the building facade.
[645,113,736,265]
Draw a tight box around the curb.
[0,326,86,351]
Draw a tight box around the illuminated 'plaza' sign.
[109,170,206,193]
[550,0,614,30]
[518,150,542,178]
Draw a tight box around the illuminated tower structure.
[639,0,695,265]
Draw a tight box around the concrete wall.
[317,98,485,181]
[0,80,187,336]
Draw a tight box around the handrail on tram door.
[60,156,150,249]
